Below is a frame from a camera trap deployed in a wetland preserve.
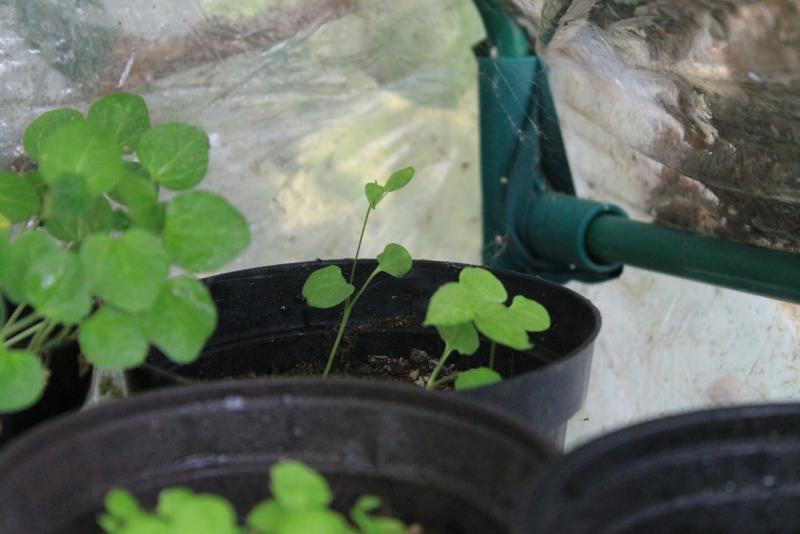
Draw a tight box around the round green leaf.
[0,171,40,223]
[509,295,551,332]
[23,107,83,160]
[384,166,415,192]
[78,307,148,369]
[474,303,532,351]
[39,120,125,196]
[161,492,238,534]
[139,276,217,364]
[24,248,91,324]
[247,501,285,533]
[0,349,47,413]
[80,230,169,312]
[364,182,385,209]
[49,173,92,218]
[376,243,412,278]
[436,322,479,356]
[44,195,113,243]
[112,170,161,232]
[423,282,477,327]
[270,461,333,511]
[280,509,352,534]
[459,267,507,304]
[1,230,60,304]
[137,123,209,190]
[104,489,143,520]
[454,367,502,391]
[87,92,150,153]
[162,191,250,272]
[301,265,354,309]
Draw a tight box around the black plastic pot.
[0,378,552,534]
[0,342,91,448]
[128,260,600,448]
[512,404,800,534]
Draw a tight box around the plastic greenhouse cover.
[507,0,800,253]
[1,0,486,271]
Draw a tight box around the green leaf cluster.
[423,267,551,390]
[99,460,406,534]
[0,93,251,413]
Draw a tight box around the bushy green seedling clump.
[99,460,407,534]
[423,267,551,390]
[302,167,414,377]
[0,93,251,413]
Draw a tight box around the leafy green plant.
[0,92,251,413]
[301,167,414,377]
[423,267,551,390]
[99,460,407,534]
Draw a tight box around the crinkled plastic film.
[1,0,486,270]
[507,0,800,253]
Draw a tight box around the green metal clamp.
[474,0,800,303]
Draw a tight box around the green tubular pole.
[586,215,800,303]
[474,0,530,57]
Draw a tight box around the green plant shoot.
[302,167,414,378]
[99,460,407,534]
[423,267,551,391]
[0,93,251,413]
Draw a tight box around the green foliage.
[424,267,551,389]
[303,168,415,378]
[100,460,407,534]
[0,92,250,413]
[454,367,502,391]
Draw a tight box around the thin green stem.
[322,268,381,378]
[0,303,27,334]
[3,321,45,348]
[29,319,57,354]
[0,310,43,339]
[426,346,453,390]
[348,206,372,285]
[41,326,75,352]
[488,342,497,369]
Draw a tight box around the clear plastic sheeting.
[1,0,485,269]
[507,0,800,253]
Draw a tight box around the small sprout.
[100,460,408,534]
[302,167,415,378]
[0,92,250,413]
[424,267,551,390]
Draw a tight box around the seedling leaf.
[474,302,532,350]
[279,509,352,534]
[80,230,169,313]
[270,460,333,511]
[375,243,412,278]
[454,367,502,391]
[384,167,415,192]
[351,496,406,534]
[23,108,83,160]
[0,349,47,413]
[247,501,285,532]
[459,267,507,304]
[112,170,161,232]
[45,196,113,243]
[139,276,217,364]
[24,248,91,324]
[0,171,40,223]
[162,191,250,272]
[78,307,148,369]
[302,265,354,309]
[509,295,551,332]
[39,120,125,196]
[87,92,150,153]
[437,322,479,356]
[49,174,92,218]
[104,489,143,519]
[365,182,385,209]
[423,282,476,326]
[160,491,239,534]
[137,123,209,190]
[2,230,60,304]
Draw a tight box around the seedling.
[423,267,551,390]
[99,460,407,534]
[302,167,414,377]
[0,93,251,413]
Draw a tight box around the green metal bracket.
[474,0,800,303]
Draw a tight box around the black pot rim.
[0,376,556,469]
[199,258,603,391]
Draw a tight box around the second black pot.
[129,260,601,448]
[512,404,800,534]
[0,378,552,534]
